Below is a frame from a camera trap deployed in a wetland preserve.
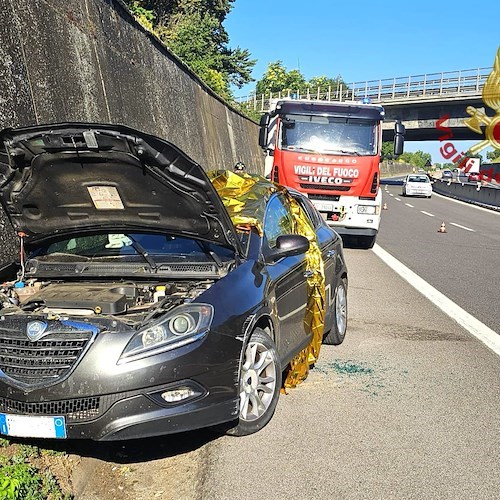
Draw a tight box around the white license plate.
[0,413,66,439]
[315,202,334,212]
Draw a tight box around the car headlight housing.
[357,205,378,215]
[119,303,214,363]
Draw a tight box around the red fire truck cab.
[259,99,404,248]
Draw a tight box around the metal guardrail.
[237,67,492,112]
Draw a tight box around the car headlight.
[119,303,214,363]
[357,205,377,215]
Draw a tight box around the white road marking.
[389,193,394,197]
[449,222,475,232]
[405,203,414,208]
[373,244,500,357]
[395,197,401,201]
[433,191,500,215]
[420,211,435,217]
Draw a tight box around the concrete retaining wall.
[380,162,414,178]
[0,0,264,265]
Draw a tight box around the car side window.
[292,195,321,229]
[264,195,295,248]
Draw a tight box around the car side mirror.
[267,234,310,263]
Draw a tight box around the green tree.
[308,75,346,93]
[255,61,347,98]
[397,150,432,168]
[486,148,500,162]
[255,61,306,95]
[411,150,432,168]
[381,141,394,157]
[125,0,255,99]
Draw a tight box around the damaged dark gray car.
[0,123,347,440]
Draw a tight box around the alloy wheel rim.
[336,284,347,335]
[239,341,277,422]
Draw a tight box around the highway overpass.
[237,67,495,142]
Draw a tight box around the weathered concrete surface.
[0,0,263,265]
[0,0,262,171]
[380,161,413,177]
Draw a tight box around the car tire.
[227,328,281,436]
[323,278,348,345]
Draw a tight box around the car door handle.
[326,250,336,258]
[303,270,314,278]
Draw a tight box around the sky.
[225,0,500,163]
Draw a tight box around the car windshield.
[408,176,429,183]
[28,233,235,261]
[279,114,377,155]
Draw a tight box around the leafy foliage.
[255,61,346,97]
[0,444,70,499]
[128,1,155,31]
[125,0,255,100]
[486,148,500,162]
[398,150,432,168]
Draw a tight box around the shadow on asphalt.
[9,424,232,463]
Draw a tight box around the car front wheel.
[323,278,348,345]
[228,328,281,436]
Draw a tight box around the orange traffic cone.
[437,222,447,233]
[382,202,388,210]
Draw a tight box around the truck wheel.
[323,278,348,345]
[227,328,281,436]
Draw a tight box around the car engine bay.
[0,279,216,318]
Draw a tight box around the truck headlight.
[119,304,213,363]
[357,205,377,215]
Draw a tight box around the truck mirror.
[258,113,270,148]
[393,121,405,156]
[395,121,405,135]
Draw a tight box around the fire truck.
[258,99,405,248]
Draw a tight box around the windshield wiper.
[196,241,225,269]
[126,235,158,272]
[323,149,361,156]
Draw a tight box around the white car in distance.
[402,174,432,198]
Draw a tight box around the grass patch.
[0,443,72,499]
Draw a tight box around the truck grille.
[299,183,350,191]
[0,330,94,388]
[309,194,341,202]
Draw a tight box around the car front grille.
[0,395,100,422]
[0,330,94,387]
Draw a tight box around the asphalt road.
[377,186,500,333]
[200,248,500,499]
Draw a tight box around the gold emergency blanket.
[208,170,326,389]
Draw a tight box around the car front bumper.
[0,319,243,440]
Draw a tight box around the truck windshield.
[279,114,377,156]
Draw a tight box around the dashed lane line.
[405,203,414,208]
[373,244,500,357]
[395,197,401,201]
[420,211,435,217]
[450,222,475,232]
[389,193,394,197]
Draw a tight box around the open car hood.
[0,123,243,255]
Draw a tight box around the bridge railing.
[237,67,492,112]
